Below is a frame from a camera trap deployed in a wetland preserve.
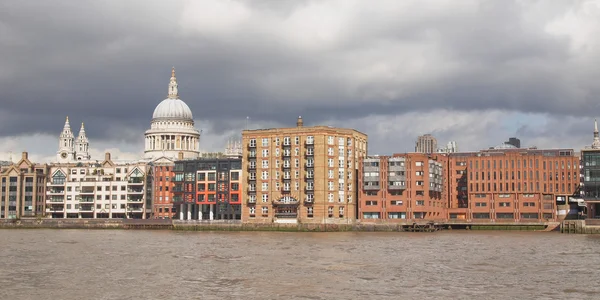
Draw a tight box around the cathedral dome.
[151,67,194,122]
[152,98,193,121]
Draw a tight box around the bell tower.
[57,116,75,163]
[75,122,91,161]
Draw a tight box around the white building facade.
[46,153,152,219]
[144,68,201,160]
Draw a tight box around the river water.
[0,230,599,300]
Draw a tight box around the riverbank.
[0,219,560,232]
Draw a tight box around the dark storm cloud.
[0,0,597,140]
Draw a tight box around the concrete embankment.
[0,219,561,232]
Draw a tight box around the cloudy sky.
[1,0,599,162]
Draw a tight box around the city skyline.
[1,1,600,162]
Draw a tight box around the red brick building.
[151,163,176,219]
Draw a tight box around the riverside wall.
[0,219,559,232]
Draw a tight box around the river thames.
[0,230,598,300]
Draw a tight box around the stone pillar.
[187,203,191,220]
[179,204,184,220]
[198,204,202,220]
[209,204,214,220]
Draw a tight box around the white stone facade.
[144,68,201,160]
[45,153,151,219]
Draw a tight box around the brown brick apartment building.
[446,148,579,222]
[241,117,368,224]
[0,152,47,219]
[358,153,446,222]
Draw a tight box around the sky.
[1,0,600,162]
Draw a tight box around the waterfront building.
[358,153,445,221]
[46,153,152,219]
[241,117,368,224]
[172,153,242,220]
[144,68,201,160]
[446,148,579,222]
[57,117,90,163]
[579,119,600,219]
[0,152,47,219]
[415,134,437,154]
[151,162,176,219]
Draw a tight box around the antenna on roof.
[245,116,250,130]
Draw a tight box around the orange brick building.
[446,148,579,222]
[358,153,446,222]
[357,148,579,224]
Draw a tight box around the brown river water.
[0,230,599,300]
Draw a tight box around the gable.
[128,167,145,177]
[51,169,66,178]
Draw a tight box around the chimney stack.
[296,116,304,127]
[178,151,184,160]
[21,152,28,160]
[105,152,111,161]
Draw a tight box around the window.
[307,207,313,217]
[306,136,314,144]
[249,206,255,216]
[338,207,344,217]
[261,182,269,191]
[249,139,256,147]
[261,206,268,215]
[262,194,269,202]
[415,161,423,167]
[415,171,424,176]
[328,136,334,145]
[261,138,269,146]
[390,200,403,206]
[262,160,269,168]
[328,206,333,217]
[416,200,425,206]
[262,149,269,157]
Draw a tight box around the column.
[209,204,214,220]
[179,204,184,220]
[187,203,191,220]
[198,204,202,220]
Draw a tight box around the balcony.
[79,206,94,212]
[248,186,256,192]
[282,150,291,157]
[247,198,256,205]
[127,188,144,194]
[47,189,65,195]
[363,184,380,190]
[248,164,256,170]
[388,184,406,190]
[79,198,94,203]
[304,199,314,205]
[305,163,314,168]
[127,178,144,184]
[127,197,144,203]
[305,186,314,191]
[46,206,64,212]
[248,152,257,158]
[388,175,405,182]
[80,188,95,194]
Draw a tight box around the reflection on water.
[0,230,599,300]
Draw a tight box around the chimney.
[22,152,28,160]
[296,116,304,127]
[105,152,111,161]
[178,151,184,160]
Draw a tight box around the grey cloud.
[0,0,598,154]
